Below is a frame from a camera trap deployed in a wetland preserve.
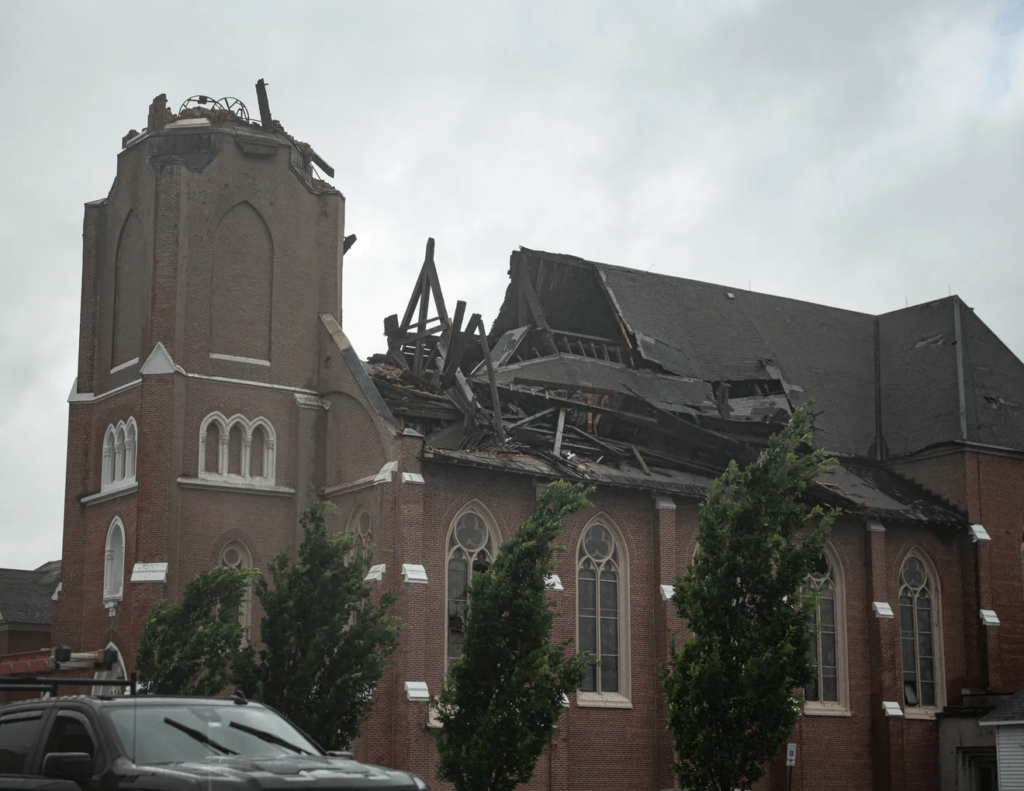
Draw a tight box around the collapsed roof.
[361,242,1021,525]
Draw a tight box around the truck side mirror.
[42,752,93,779]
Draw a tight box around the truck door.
[0,709,48,789]
[30,710,100,791]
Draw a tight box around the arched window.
[219,540,253,633]
[803,544,848,714]
[92,641,128,696]
[577,518,630,703]
[101,419,138,492]
[349,507,373,556]
[102,430,115,487]
[124,421,137,480]
[198,413,276,485]
[104,518,125,604]
[446,505,499,673]
[899,550,943,710]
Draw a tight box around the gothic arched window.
[803,544,848,714]
[101,418,138,491]
[198,412,276,485]
[577,519,630,701]
[103,518,126,604]
[446,507,499,673]
[219,540,254,633]
[351,508,372,556]
[899,551,943,710]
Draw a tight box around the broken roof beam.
[469,313,505,443]
[440,301,468,390]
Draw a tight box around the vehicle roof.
[0,694,267,711]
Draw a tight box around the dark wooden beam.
[470,313,505,443]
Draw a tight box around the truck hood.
[121,755,426,790]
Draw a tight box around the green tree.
[136,564,258,696]
[433,480,593,791]
[660,402,840,791]
[239,501,401,751]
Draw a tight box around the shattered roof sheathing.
[365,244,1021,527]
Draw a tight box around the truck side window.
[45,714,95,758]
[0,710,45,773]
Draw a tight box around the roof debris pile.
[365,241,967,524]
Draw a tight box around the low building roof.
[0,561,61,626]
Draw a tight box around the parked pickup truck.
[0,694,429,790]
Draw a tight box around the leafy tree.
[660,402,840,791]
[433,480,594,791]
[238,501,401,751]
[136,564,258,695]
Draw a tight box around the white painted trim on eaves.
[110,357,139,374]
[68,366,319,406]
[210,353,271,367]
[68,378,142,404]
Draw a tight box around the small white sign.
[402,563,428,584]
[872,601,894,619]
[786,743,797,767]
[364,564,386,583]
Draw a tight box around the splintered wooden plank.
[553,407,567,457]
[441,300,468,390]
[471,313,505,443]
[631,444,652,475]
[519,264,550,330]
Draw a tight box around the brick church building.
[54,89,1024,790]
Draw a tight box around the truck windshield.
[107,704,322,763]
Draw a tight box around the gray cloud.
[1,0,1021,568]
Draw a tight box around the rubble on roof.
[366,239,967,525]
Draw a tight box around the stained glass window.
[578,523,620,693]
[447,511,495,673]
[804,553,838,703]
[899,555,937,708]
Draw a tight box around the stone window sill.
[904,706,938,720]
[82,481,138,505]
[803,702,851,717]
[576,691,632,709]
[177,477,295,497]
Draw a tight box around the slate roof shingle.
[0,561,61,626]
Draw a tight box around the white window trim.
[575,513,631,707]
[444,501,502,674]
[804,541,851,717]
[101,418,138,491]
[898,546,946,716]
[103,517,126,604]
[198,411,277,485]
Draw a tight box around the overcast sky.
[1,1,1022,570]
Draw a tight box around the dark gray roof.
[520,250,1024,458]
[877,299,961,457]
[595,262,880,455]
[0,561,61,626]
[960,303,1024,451]
[980,687,1024,725]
